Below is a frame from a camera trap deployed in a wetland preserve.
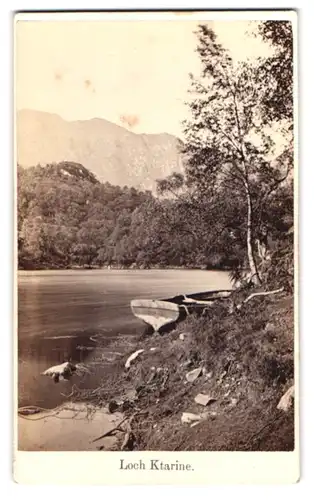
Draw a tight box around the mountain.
[16,109,185,191]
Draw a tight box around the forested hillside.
[18,157,293,278]
[17,161,240,270]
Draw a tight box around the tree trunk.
[245,184,261,285]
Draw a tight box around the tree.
[256,21,293,123]
[159,24,293,285]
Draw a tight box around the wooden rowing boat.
[130,289,232,333]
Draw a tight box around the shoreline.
[39,290,294,451]
[17,265,236,272]
[18,287,294,452]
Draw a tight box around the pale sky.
[16,19,273,138]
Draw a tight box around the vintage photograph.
[16,12,296,455]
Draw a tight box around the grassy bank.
[69,289,294,451]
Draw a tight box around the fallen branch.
[91,415,129,443]
[237,287,284,310]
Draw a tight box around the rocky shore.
[18,288,295,452]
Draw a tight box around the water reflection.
[18,269,231,408]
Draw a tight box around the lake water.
[18,269,231,408]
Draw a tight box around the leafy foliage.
[18,162,238,270]
[256,21,293,122]
[157,22,294,287]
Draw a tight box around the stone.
[194,393,216,406]
[125,349,145,369]
[265,322,276,333]
[181,412,202,424]
[277,385,295,412]
[179,333,185,341]
[41,361,77,383]
[186,367,202,383]
[108,400,119,413]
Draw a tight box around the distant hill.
[16,109,185,191]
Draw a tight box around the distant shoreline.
[17,265,234,273]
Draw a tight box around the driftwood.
[237,287,284,310]
[91,416,129,443]
[92,412,139,445]
[125,350,145,370]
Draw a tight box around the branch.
[236,287,284,310]
[220,129,242,156]
[91,415,129,443]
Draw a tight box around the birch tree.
[159,24,292,284]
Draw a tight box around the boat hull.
[131,289,232,333]
[131,299,186,333]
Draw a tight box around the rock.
[206,371,213,379]
[181,411,210,426]
[277,385,295,412]
[108,400,119,413]
[179,333,185,341]
[194,393,216,406]
[186,367,202,383]
[150,347,157,351]
[125,349,145,369]
[230,398,238,407]
[41,361,76,383]
[181,412,202,424]
[265,322,276,333]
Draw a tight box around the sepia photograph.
[15,10,297,466]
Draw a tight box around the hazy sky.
[16,19,273,137]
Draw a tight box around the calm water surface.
[18,269,231,408]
